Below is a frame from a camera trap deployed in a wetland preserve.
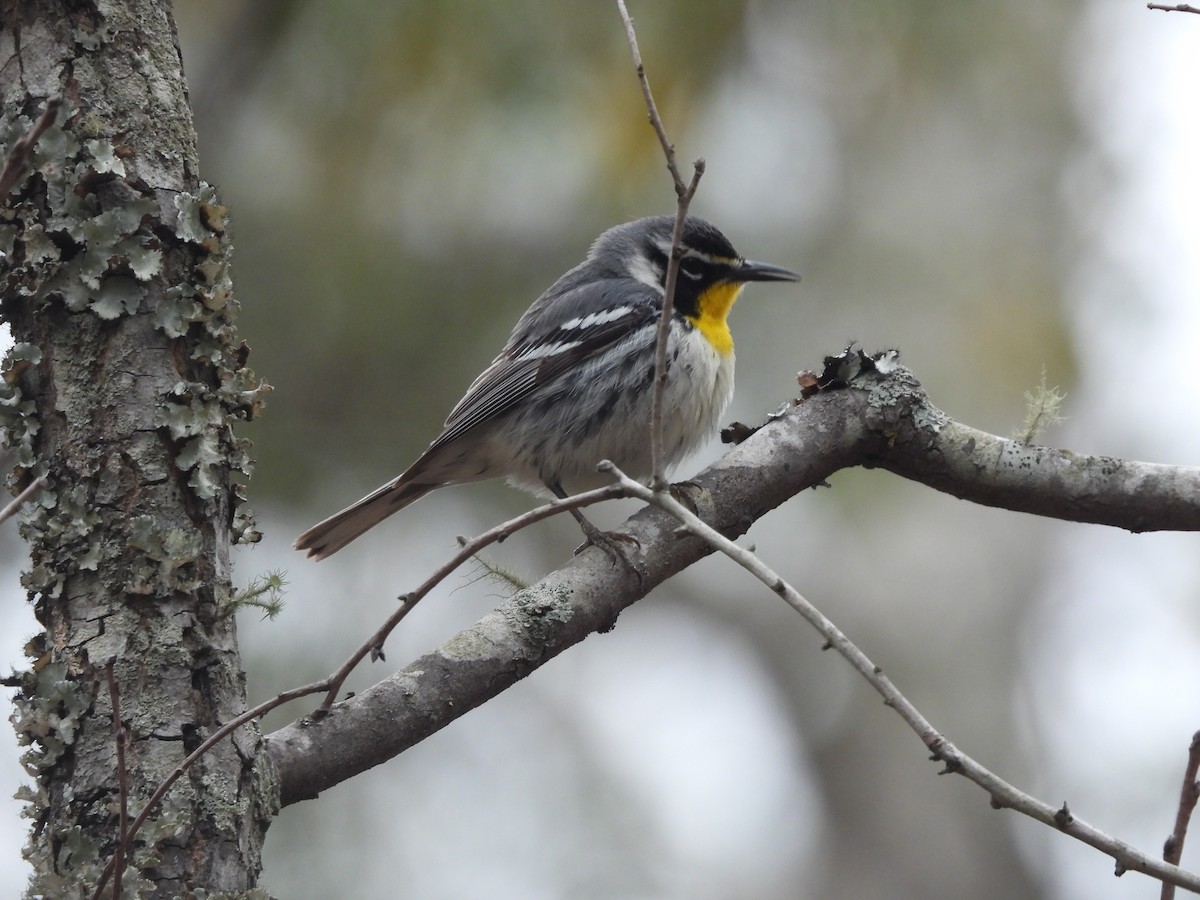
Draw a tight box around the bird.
[295,214,798,560]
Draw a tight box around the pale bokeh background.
[2,2,1199,897]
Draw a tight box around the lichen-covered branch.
[889,415,1199,531]
[267,351,1199,805]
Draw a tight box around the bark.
[1,2,271,896]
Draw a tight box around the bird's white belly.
[490,323,734,493]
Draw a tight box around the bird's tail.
[294,478,438,560]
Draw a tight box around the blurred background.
[3,1,1199,897]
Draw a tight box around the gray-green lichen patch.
[2,102,267,530]
[88,273,142,319]
[3,105,255,655]
[0,342,43,476]
[127,514,204,595]
[858,354,947,429]
[442,588,580,663]
[157,380,230,501]
[440,618,506,662]
[73,14,118,53]
[83,136,125,176]
[1,112,163,320]
[20,823,108,900]
[816,345,950,434]
[9,661,90,770]
[503,585,577,647]
[154,184,269,530]
[174,187,222,244]
[18,483,103,599]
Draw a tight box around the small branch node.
[1055,802,1074,829]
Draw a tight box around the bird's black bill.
[735,259,800,283]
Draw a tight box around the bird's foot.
[572,515,646,582]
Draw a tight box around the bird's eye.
[678,258,704,280]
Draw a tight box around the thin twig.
[0,476,47,527]
[103,663,128,900]
[0,98,62,197]
[615,0,705,489]
[1148,3,1200,13]
[599,460,1200,894]
[317,483,628,710]
[648,167,704,491]
[1161,731,1200,900]
[615,0,685,195]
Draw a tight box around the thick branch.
[877,413,1200,533]
[266,359,1200,804]
[268,378,860,803]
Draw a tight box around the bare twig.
[0,476,47,527]
[615,0,706,489]
[317,483,628,710]
[615,0,684,195]
[103,663,128,900]
[1161,731,1200,900]
[600,460,1200,895]
[648,168,704,491]
[0,99,62,197]
[1148,3,1200,13]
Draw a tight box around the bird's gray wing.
[428,284,658,451]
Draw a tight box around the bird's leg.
[546,480,645,578]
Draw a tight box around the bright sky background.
[1019,5,1200,897]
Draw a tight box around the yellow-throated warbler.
[295,215,798,559]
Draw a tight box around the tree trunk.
[1,2,272,895]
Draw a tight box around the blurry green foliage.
[176,0,1079,510]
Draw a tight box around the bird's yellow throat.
[687,281,745,356]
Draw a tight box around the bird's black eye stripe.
[678,257,704,280]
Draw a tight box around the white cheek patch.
[627,252,666,292]
[559,306,635,332]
